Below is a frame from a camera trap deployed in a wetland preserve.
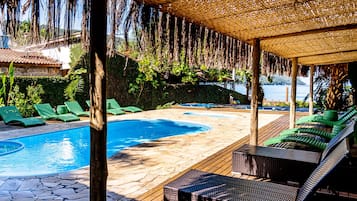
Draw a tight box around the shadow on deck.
[136,113,295,201]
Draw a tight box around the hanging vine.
[0,0,298,77]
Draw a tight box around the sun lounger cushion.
[0,105,45,127]
[232,122,355,184]
[296,106,357,127]
[64,101,90,117]
[264,120,355,151]
[86,100,125,115]
[107,98,142,113]
[34,103,80,122]
[280,125,345,140]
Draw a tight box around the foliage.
[0,63,45,116]
[235,69,252,84]
[70,43,86,68]
[348,62,357,105]
[12,76,69,106]
[156,101,175,109]
[64,68,86,101]
[257,84,265,105]
[200,68,231,82]
[260,75,306,85]
[129,54,161,102]
[0,62,15,106]
[8,84,44,117]
[171,52,198,84]
[12,21,31,46]
[313,65,350,111]
[117,40,140,59]
[263,100,311,108]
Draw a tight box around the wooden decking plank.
[136,114,291,201]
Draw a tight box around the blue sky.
[20,0,83,31]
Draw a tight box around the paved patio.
[0,108,283,201]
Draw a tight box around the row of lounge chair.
[0,98,143,127]
[164,105,357,200]
[264,105,357,151]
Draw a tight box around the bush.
[8,84,44,117]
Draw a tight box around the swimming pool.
[0,119,210,177]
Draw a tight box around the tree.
[236,69,252,102]
[315,64,349,111]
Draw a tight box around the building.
[0,48,63,76]
[0,35,66,76]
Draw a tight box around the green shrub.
[8,84,44,117]
[156,101,175,109]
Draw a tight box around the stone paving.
[0,108,283,201]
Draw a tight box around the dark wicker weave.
[164,139,351,201]
[164,169,298,201]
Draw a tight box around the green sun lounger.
[279,124,345,140]
[296,105,357,127]
[34,103,80,122]
[264,120,356,151]
[64,101,90,117]
[107,98,142,113]
[0,105,46,127]
[86,100,125,115]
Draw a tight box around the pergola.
[141,0,357,65]
[132,0,357,145]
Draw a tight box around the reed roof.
[140,0,357,65]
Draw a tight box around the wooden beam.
[309,65,315,115]
[89,0,108,200]
[250,39,260,146]
[296,49,357,59]
[260,23,357,41]
[289,58,298,129]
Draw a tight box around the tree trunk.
[89,0,108,200]
[325,64,348,110]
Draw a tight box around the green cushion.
[56,105,69,114]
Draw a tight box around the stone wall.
[0,65,62,76]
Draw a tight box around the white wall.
[41,46,71,70]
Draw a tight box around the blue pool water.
[0,119,210,177]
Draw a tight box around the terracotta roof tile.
[0,48,62,67]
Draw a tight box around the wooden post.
[250,39,260,145]
[232,68,236,91]
[89,0,108,200]
[285,86,289,102]
[309,65,315,115]
[290,58,298,129]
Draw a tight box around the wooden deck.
[136,113,296,201]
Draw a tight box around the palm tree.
[315,64,349,111]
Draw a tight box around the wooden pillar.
[309,65,315,115]
[290,58,298,129]
[89,0,108,200]
[250,39,260,145]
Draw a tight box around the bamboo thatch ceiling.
[139,0,357,65]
